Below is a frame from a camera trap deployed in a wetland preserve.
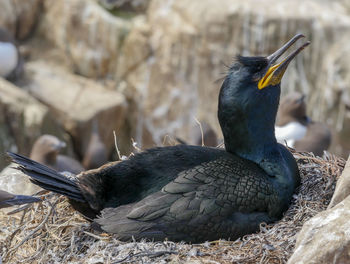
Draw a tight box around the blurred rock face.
[0,0,42,40]
[114,0,350,157]
[0,79,65,169]
[317,35,350,158]
[41,0,131,78]
[24,61,127,159]
[0,0,349,160]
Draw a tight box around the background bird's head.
[30,135,66,165]
[218,34,310,160]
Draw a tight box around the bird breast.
[275,121,307,147]
[0,42,18,77]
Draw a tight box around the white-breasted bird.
[0,28,22,80]
[276,92,331,156]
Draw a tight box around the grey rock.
[288,195,350,264]
[0,0,43,40]
[40,0,131,78]
[0,78,64,169]
[328,156,350,208]
[24,61,128,159]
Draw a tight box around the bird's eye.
[254,63,265,73]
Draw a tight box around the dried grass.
[0,150,345,264]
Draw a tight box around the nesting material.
[0,151,345,264]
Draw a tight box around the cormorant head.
[218,34,310,160]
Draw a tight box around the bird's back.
[77,145,227,209]
[94,147,282,242]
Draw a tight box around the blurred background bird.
[30,134,84,174]
[276,92,331,156]
[82,120,108,170]
[0,27,23,81]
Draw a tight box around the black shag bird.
[8,34,309,243]
[0,189,40,209]
[276,92,331,156]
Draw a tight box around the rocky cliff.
[0,0,349,161]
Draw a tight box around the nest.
[0,151,345,264]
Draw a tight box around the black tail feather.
[7,152,85,202]
[0,194,41,208]
[29,179,84,201]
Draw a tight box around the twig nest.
[0,151,345,263]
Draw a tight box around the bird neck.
[218,88,300,198]
[218,84,280,165]
[221,115,278,164]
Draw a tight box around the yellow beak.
[258,34,310,90]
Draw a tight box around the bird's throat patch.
[258,62,284,90]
